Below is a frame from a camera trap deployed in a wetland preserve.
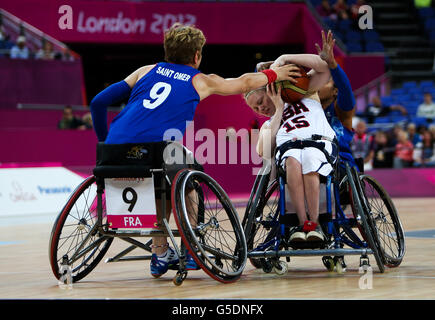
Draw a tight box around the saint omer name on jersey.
[156,66,191,81]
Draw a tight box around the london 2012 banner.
[0,0,325,50]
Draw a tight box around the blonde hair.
[164,23,206,65]
[244,86,266,100]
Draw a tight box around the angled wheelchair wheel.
[244,178,280,269]
[346,164,385,273]
[49,176,113,283]
[172,169,247,283]
[359,174,405,267]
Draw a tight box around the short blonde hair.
[164,23,206,65]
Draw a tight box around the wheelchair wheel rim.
[346,166,386,272]
[173,170,247,281]
[49,176,113,282]
[359,175,405,266]
[247,179,280,268]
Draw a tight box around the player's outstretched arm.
[316,30,355,129]
[192,64,301,101]
[89,65,155,141]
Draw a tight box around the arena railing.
[353,71,392,109]
[0,8,80,59]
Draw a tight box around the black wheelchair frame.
[49,141,247,286]
[242,157,405,274]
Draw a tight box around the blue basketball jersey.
[324,103,356,166]
[105,62,201,144]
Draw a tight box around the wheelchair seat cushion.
[96,141,169,167]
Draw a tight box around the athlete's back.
[105,62,201,144]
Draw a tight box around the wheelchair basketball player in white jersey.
[245,53,337,244]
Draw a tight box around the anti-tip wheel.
[173,272,186,286]
[273,260,288,275]
[334,257,346,274]
[322,256,335,272]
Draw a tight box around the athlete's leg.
[285,156,308,225]
[303,172,320,224]
[153,198,172,255]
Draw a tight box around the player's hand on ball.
[315,30,337,69]
[272,64,301,84]
[266,83,284,111]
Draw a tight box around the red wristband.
[261,69,278,84]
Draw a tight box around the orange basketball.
[277,67,310,103]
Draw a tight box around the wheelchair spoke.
[358,174,405,265]
[50,176,113,283]
[173,170,247,281]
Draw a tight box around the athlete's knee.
[285,156,301,170]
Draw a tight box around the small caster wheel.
[334,256,346,274]
[273,261,288,275]
[335,261,344,274]
[152,274,162,279]
[261,260,273,273]
[173,271,187,286]
[322,256,335,272]
[173,276,183,286]
[360,256,370,271]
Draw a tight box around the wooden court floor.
[1,197,435,300]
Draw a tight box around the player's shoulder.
[124,64,157,88]
[136,64,157,80]
[192,73,217,85]
[191,73,214,99]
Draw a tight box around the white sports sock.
[158,248,177,262]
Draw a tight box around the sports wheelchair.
[49,141,247,286]
[242,153,405,274]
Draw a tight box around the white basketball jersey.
[276,98,336,147]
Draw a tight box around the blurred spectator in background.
[365,96,408,124]
[371,131,395,168]
[394,129,414,168]
[350,0,366,20]
[0,29,14,56]
[407,123,422,146]
[317,0,336,19]
[79,112,93,130]
[414,0,432,8]
[429,124,435,137]
[333,0,350,20]
[35,41,55,60]
[61,47,75,62]
[350,120,373,170]
[10,36,29,59]
[58,105,83,130]
[414,130,435,167]
[417,93,435,120]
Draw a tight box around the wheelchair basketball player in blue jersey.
[89,23,300,278]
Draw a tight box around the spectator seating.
[417,7,435,44]
[311,0,384,53]
[367,80,435,126]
